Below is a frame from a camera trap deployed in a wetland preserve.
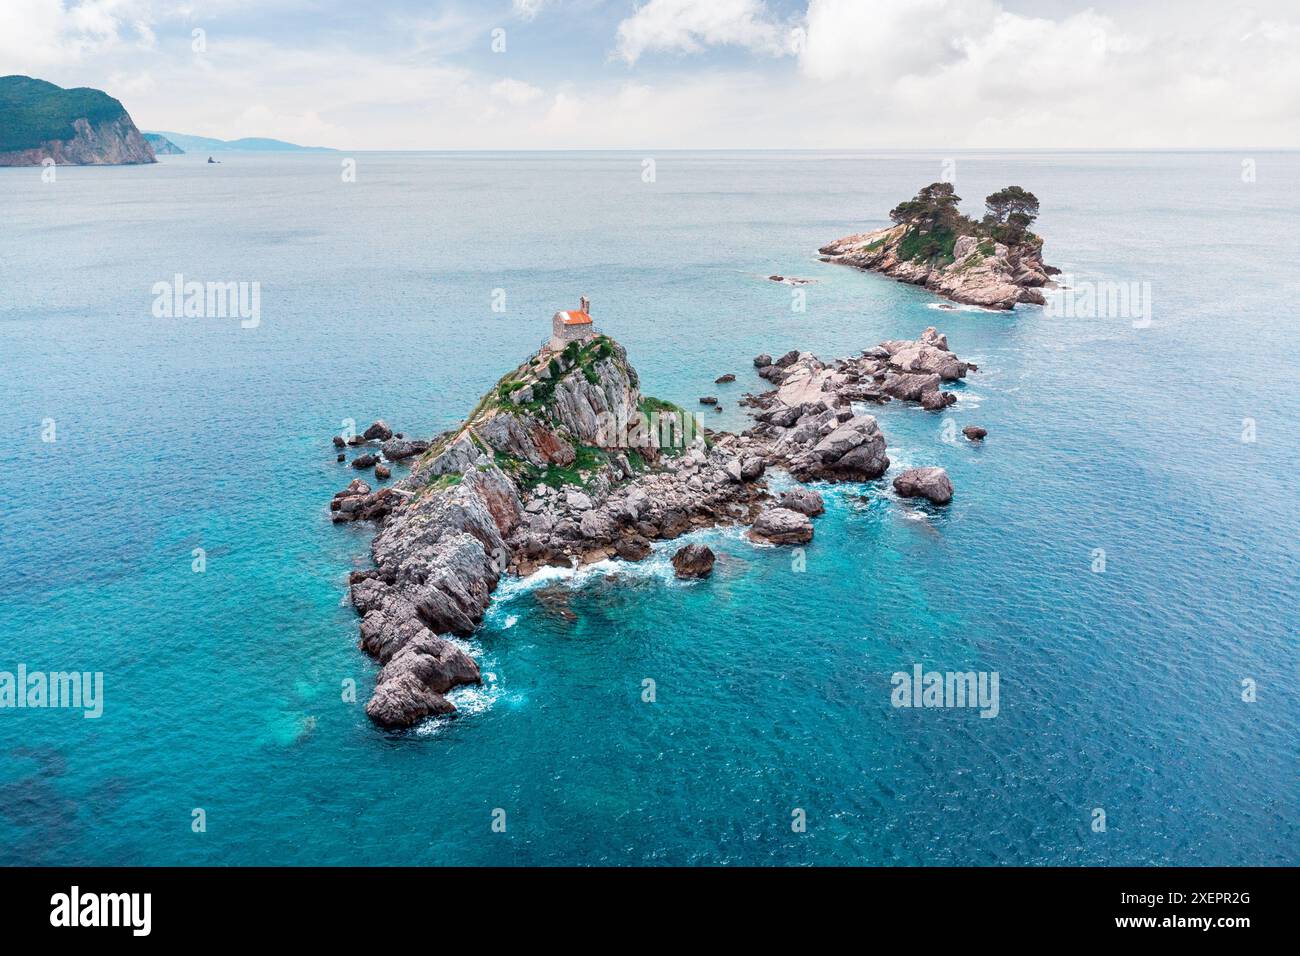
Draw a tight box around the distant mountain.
[143,132,184,155]
[0,75,156,166]
[145,131,336,153]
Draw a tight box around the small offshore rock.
[699,396,718,405]
[962,426,987,441]
[672,543,716,579]
[363,420,393,441]
[352,453,378,470]
[748,507,814,545]
[715,373,736,383]
[337,453,345,462]
[332,435,346,449]
[375,464,392,480]
[892,467,954,505]
[753,353,772,368]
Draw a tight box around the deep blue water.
[0,150,1295,865]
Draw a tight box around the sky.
[1,0,1297,149]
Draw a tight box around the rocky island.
[819,183,1057,310]
[329,301,973,729]
[0,75,156,166]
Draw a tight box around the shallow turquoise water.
[0,150,1296,865]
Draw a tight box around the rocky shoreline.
[330,328,976,729]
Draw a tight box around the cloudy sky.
[2,0,1296,148]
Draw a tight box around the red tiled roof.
[559,310,592,325]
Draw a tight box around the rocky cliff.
[331,328,971,729]
[0,76,156,166]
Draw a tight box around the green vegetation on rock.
[887,181,1041,264]
[0,76,129,152]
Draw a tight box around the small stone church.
[550,296,596,351]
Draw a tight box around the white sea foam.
[413,669,503,736]
[927,301,1001,314]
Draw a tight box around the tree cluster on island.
[887,182,1041,263]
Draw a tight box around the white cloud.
[491,77,544,106]
[3,0,1298,149]
[615,0,788,65]
[0,0,145,66]
[513,0,545,21]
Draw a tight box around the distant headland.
[819,182,1058,310]
[144,131,337,154]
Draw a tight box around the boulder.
[671,543,716,579]
[381,437,430,461]
[790,414,889,481]
[881,371,942,402]
[375,464,392,480]
[332,435,346,449]
[778,487,825,516]
[615,535,652,562]
[774,350,801,368]
[753,354,773,368]
[962,425,987,442]
[892,467,953,505]
[919,389,956,411]
[351,453,378,470]
[748,507,814,545]
[740,456,765,481]
[363,420,393,442]
[334,479,372,500]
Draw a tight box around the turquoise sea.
[1,150,1296,865]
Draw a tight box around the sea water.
[0,150,1295,865]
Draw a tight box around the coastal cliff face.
[819,183,1056,310]
[0,76,156,166]
[331,328,973,729]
